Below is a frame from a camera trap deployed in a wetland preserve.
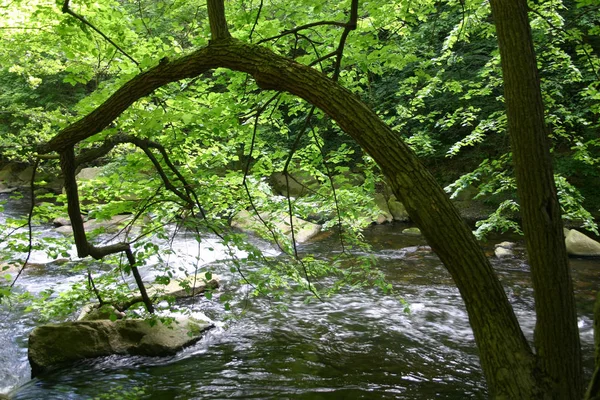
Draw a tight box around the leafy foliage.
[0,0,598,321]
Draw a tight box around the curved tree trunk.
[39,1,552,396]
[489,0,583,397]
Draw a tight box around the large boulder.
[565,229,600,257]
[269,172,319,198]
[387,195,410,221]
[28,317,213,377]
[232,210,321,243]
[373,193,393,224]
[374,193,410,223]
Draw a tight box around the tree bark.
[489,0,583,397]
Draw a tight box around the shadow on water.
[1,207,599,399]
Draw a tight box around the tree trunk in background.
[489,0,583,397]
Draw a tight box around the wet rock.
[402,227,422,236]
[402,246,419,254]
[495,241,516,249]
[55,214,133,235]
[375,214,391,225]
[77,304,126,321]
[387,196,410,222]
[146,276,219,299]
[28,317,213,377]
[494,247,513,258]
[565,229,600,257]
[373,193,393,224]
[53,217,71,227]
[232,210,321,243]
[0,182,16,194]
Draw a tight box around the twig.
[10,159,39,287]
[61,0,139,66]
[248,0,263,43]
[256,20,348,45]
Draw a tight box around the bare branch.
[10,159,39,287]
[248,0,264,43]
[256,21,348,45]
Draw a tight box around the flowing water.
[1,194,599,399]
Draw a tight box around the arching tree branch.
[39,1,542,395]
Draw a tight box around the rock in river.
[564,228,600,257]
[28,317,213,377]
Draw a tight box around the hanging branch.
[309,124,347,254]
[59,145,154,313]
[61,0,139,66]
[248,0,263,42]
[87,270,105,306]
[10,159,39,287]
[242,93,288,251]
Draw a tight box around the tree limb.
[39,2,540,391]
[206,0,231,41]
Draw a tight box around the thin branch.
[332,0,359,81]
[10,159,39,287]
[248,0,263,43]
[310,124,346,253]
[256,20,348,45]
[242,93,288,252]
[281,106,321,299]
[61,0,139,66]
[88,270,105,306]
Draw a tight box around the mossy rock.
[28,318,213,377]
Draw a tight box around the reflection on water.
[1,197,599,399]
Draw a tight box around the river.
[1,194,599,399]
